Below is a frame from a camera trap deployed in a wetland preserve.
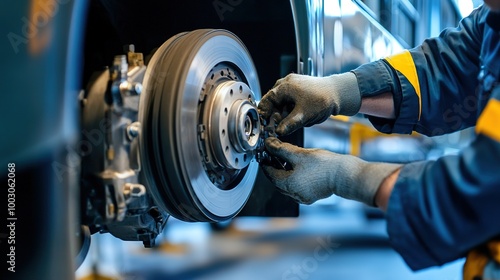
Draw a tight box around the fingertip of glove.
[258,92,277,118]
[264,137,282,150]
[275,125,285,136]
[276,123,292,136]
[258,108,271,119]
[264,86,279,98]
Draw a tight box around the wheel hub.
[200,72,261,184]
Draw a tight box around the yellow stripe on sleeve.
[384,50,422,120]
[476,98,500,142]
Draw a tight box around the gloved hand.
[261,137,402,205]
[258,72,361,136]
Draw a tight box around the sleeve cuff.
[353,60,420,135]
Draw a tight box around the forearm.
[374,167,400,211]
[359,92,396,119]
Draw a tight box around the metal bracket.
[257,112,290,170]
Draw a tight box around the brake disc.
[139,29,261,222]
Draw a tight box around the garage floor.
[76,202,463,280]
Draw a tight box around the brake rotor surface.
[139,29,261,222]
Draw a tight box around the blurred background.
[76,204,466,280]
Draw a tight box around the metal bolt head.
[133,83,143,94]
[127,122,141,140]
[120,81,142,96]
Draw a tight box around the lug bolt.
[127,122,141,140]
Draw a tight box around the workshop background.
[0,0,484,280]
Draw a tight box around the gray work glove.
[261,137,402,206]
[258,72,361,136]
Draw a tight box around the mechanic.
[258,2,500,279]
